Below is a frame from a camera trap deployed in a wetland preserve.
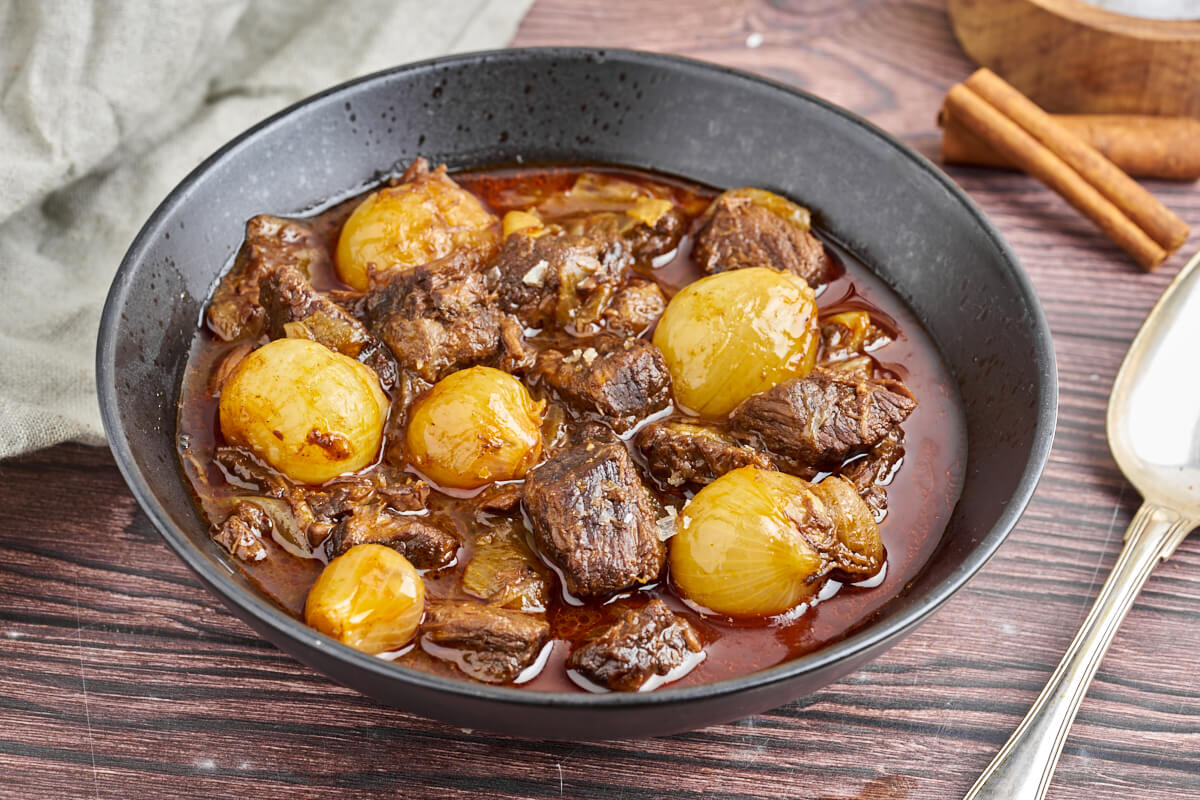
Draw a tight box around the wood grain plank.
[2,1,1199,798]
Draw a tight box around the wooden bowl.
[949,0,1200,117]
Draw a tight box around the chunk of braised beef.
[497,314,536,374]
[635,420,774,488]
[207,215,331,341]
[522,442,666,598]
[382,372,434,468]
[307,466,430,518]
[603,279,667,336]
[539,405,620,460]
[628,205,687,261]
[473,482,525,512]
[375,476,431,514]
[325,289,370,323]
[730,368,916,473]
[841,428,905,515]
[326,503,458,569]
[214,446,288,496]
[693,193,831,287]
[215,447,433,552]
[259,263,396,387]
[420,600,549,684]
[567,599,702,692]
[566,419,621,447]
[367,259,501,383]
[493,231,630,329]
[388,371,434,431]
[570,206,687,262]
[534,334,671,433]
[211,503,270,562]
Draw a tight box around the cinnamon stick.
[943,83,1168,270]
[940,112,1200,182]
[964,68,1190,256]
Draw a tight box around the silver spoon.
[964,249,1200,800]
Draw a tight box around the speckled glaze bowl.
[97,48,1056,739]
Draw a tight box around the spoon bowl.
[1108,253,1200,517]
[965,250,1200,800]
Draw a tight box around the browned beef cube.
[420,601,550,684]
[627,206,687,261]
[841,428,905,515]
[381,372,434,468]
[635,420,774,488]
[522,442,666,598]
[306,466,429,519]
[730,368,916,473]
[540,402,622,460]
[603,279,667,336]
[567,600,702,691]
[367,259,501,383]
[534,334,671,433]
[207,474,330,553]
[325,289,370,322]
[214,446,288,497]
[211,502,270,562]
[326,503,458,570]
[693,192,831,287]
[213,448,436,558]
[497,314,536,374]
[494,231,630,329]
[570,206,687,262]
[259,263,396,387]
[207,215,331,341]
[472,482,525,512]
[370,469,431,514]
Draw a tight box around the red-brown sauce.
[177,165,967,692]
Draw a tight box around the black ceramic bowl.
[97,48,1056,739]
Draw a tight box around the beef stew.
[178,162,966,693]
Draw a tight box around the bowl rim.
[97,46,1058,711]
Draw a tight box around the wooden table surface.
[3,1,1199,798]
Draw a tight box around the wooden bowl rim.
[1032,0,1200,40]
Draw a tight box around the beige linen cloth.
[0,0,533,458]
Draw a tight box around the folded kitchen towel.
[0,0,533,459]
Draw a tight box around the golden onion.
[652,267,819,417]
[625,196,675,227]
[405,366,544,490]
[304,544,425,654]
[461,521,550,612]
[501,210,546,239]
[218,338,388,485]
[335,170,498,290]
[811,476,884,579]
[669,466,828,617]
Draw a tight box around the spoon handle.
[963,502,1197,800]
